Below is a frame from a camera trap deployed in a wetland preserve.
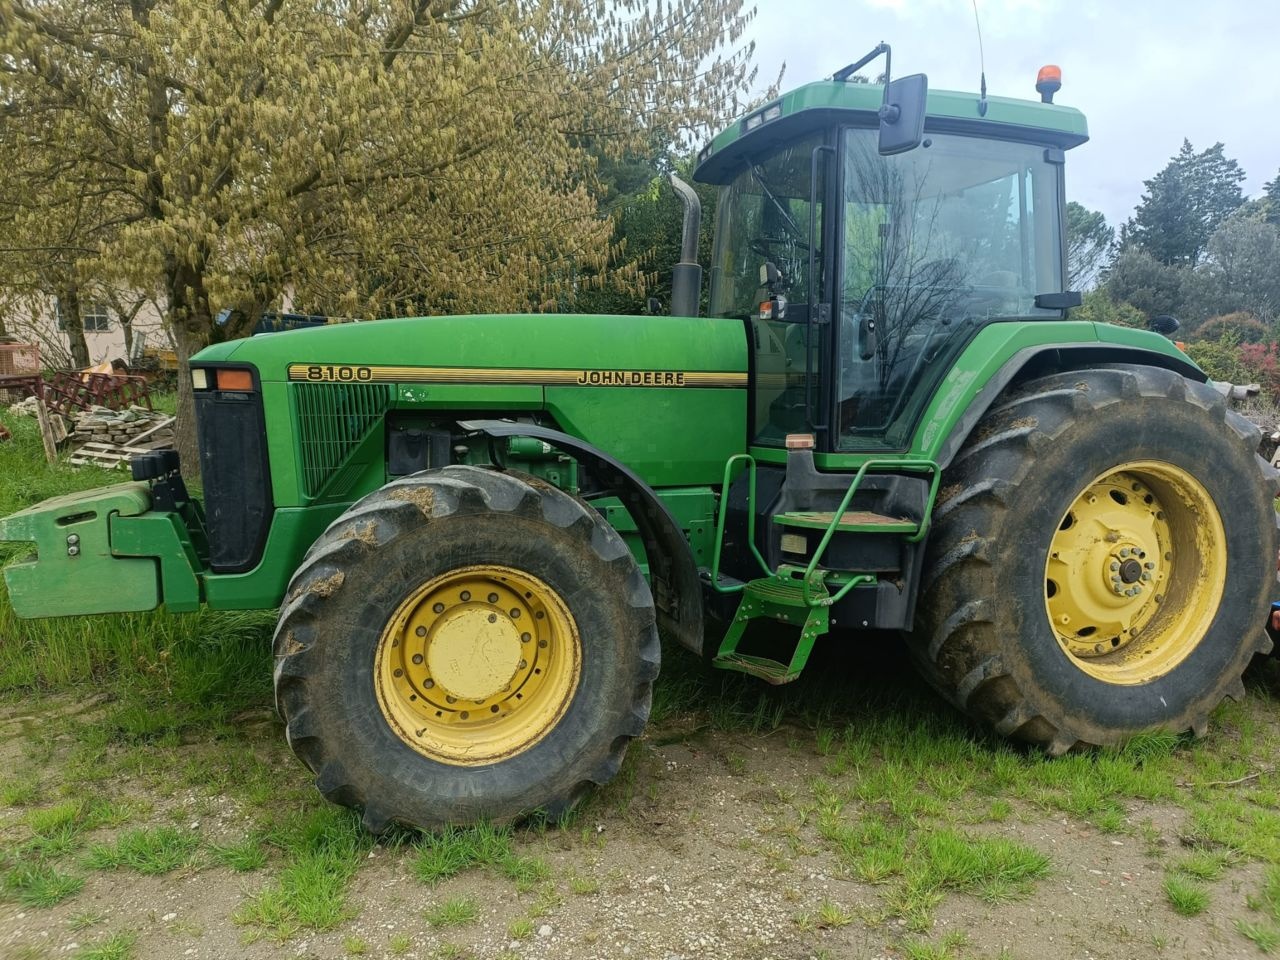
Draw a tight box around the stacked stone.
[71,405,174,447]
[6,395,41,416]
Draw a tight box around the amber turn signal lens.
[785,433,815,450]
[215,368,254,391]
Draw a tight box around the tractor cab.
[692,51,1090,681]
[694,54,1085,455]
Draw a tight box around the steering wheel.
[749,235,810,258]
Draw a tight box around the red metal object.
[42,371,152,417]
[0,343,42,403]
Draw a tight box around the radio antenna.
[971,0,988,116]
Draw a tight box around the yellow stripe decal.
[287,363,747,388]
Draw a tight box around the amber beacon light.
[1036,64,1062,103]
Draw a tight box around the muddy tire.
[910,365,1278,753]
[273,465,658,831]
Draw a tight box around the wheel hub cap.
[428,607,522,701]
[374,564,581,765]
[1044,462,1226,685]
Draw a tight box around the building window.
[55,300,112,331]
[83,303,111,331]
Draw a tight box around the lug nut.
[1119,548,1131,558]
[1110,562,1119,572]
[66,534,79,545]
[67,545,79,557]
[1144,562,1155,570]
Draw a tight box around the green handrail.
[709,454,771,592]
[709,451,941,606]
[800,458,940,606]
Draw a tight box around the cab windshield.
[837,129,1063,449]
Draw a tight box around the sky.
[741,0,1277,230]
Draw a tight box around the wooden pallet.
[65,416,176,468]
[66,442,136,469]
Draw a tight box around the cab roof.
[694,79,1089,184]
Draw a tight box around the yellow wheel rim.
[374,564,581,765]
[1043,461,1226,685]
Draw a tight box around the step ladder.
[706,454,939,684]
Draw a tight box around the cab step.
[773,509,917,534]
[713,569,831,684]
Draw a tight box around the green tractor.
[3,49,1275,831]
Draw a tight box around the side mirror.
[1150,314,1180,336]
[879,73,928,156]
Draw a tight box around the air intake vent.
[293,382,395,498]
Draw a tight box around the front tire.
[911,365,1278,753]
[273,465,659,831]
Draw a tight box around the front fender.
[458,419,705,655]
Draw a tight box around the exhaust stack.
[669,174,703,318]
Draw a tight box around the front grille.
[292,382,395,498]
[195,382,273,573]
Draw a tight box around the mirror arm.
[833,42,891,88]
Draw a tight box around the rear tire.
[273,465,659,831]
[910,365,1278,753]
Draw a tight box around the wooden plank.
[122,415,175,448]
[33,398,58,465]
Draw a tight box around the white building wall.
[3,295,169,368]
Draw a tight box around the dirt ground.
[4,646,1280,960]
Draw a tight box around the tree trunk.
[119,301,140,359]
[59,284,91,369]
[166,258,214,481]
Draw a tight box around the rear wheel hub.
[1044,462,1225,685]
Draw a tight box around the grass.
[1237,919,1280,953]
[209,836,269,872]
[413,823,548,890]
[817,899,854,928]
[508,917,534,940]
[1163,874,1209,916]
[900,931,970,960]
[233,806,370,941]
[1,774,40,806]
[425,896,479,927]
[70,932,137,960]
[85,826,199,875]
[3,862,85,907]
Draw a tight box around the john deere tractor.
[3,49,1275,831]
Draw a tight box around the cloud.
[742,0,1277,228]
